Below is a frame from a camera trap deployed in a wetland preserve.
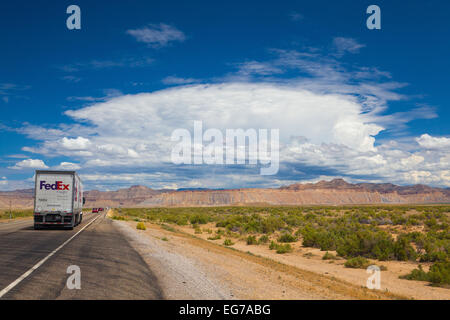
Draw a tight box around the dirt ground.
[115,219,422,300]
[176,222,450,300]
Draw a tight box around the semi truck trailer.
[33,170,85,230]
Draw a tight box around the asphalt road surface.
[0,212,163,299]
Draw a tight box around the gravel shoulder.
[113,219,407,300]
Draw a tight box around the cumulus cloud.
[9,159,48,170]
[416,134,450,149]
[126,23,186,48]
[9,40,449,189]
[60,137,92,150]
[61,83,382,152]
[54,162,81,170]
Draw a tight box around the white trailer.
[33,170,85,230]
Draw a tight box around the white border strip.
[0,215,100,298]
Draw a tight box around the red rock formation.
[2,179,449,208]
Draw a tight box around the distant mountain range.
[1,179,449,209]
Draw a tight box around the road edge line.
[0,214,101,298]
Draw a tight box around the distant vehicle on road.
[92,208,99,213]
[98,207,104,212]
[34,170,85,230]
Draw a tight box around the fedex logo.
[39,181,70,191]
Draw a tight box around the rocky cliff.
[1,179,449,209]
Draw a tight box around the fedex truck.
[33,170,85,230]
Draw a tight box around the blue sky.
[0,0,449,190]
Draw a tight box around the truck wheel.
[34,225,41,230]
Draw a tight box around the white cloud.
[10,41,449,189]
[67,89,123,103]
[126,23,185,48]
[54,162,81,170]
[60,137,91,150]
[416,134,450,149]
[401,154,424,167]
[333,37,365,55]
[9,159,48,170]
[15,78,450,187]
[234,61,283,77]
[60,57,154,73]
[0,83,30,103]
[162,76,199,85]
[63,83,382,153]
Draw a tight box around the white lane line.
[0,215,100,298]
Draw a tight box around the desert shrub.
[216,215,245,232]
[400,265,429,281]
[335,229,396,260]
[194,226,202,234]
[278,233,297,243]
[136,222,146,230]
[223,239,234,246]
[267,241,293,254]
[322,252,337,260]
[283,214,305,227]
[420,236,449,262]
[276,243,293,254]
[394,235,418,261]
[344,256,370,269]
[406,217,421,226]
[246,235,258,245]
[258,235,269,244]
[401,262,450,286]
[269,241,277,250]
[0,209,33,220]
[112,216,126,221]
[189,214,208,225]
[427,261,450,285]
[207,234,221,240]
[260,216,285,234]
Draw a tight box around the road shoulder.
[113,220,404,300]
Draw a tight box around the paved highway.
[0,212,163,299]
